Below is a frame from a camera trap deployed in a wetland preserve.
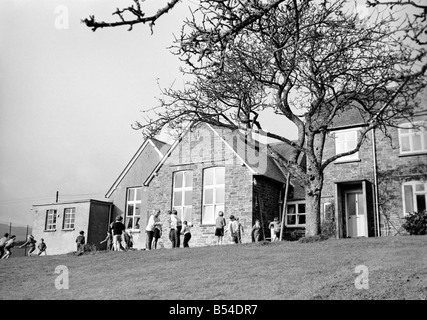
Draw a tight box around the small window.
[202,167,225,225]
[126,187,141,229]
[334,129,359,162]
[285,201,306,227]
[63,208,75,229]
[402,181,427,215]
[45,209,57,230]
[399,123,427,155]
[172,171,193,223]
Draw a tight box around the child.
[76,231,85,253]
[215,211,226,245]
[236,217,244,243]
[181,221,192,248]
[152,222,162,250]
[252,219,261,242]
[0,233,9,259]
[1,235,16,259]
[19,235,37,256]
[37,238,47,256]
[100,231,112,251]
[268,217,281,241]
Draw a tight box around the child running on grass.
[0,233,9,259]
[1,235,16,259]
[19,235,37,256]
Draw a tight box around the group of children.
[215,212,247,245]
[0,233,47,259]
[215,213,282,244]
[144,209,192,250]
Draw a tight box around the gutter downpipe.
[280,172,291,241]
[372,128,381,237]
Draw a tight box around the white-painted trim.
[105,139,165,198]
[144,124,193,186]
[205,124,257,175]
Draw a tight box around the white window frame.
[333,128,359,163]
[202,167,225,225]
[125,187,142,230]
[402,181,427,216]
[45,209,57,230]
[63,207,75,230]
[285,201,306,227]
[172,171,193,223]
[398,122,427,155]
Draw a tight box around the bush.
[321,219,336,238]
[298,234,329,243]
[74,243,98,256]
[402,211,427,235]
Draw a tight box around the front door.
[345,192,367,237]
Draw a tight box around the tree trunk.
[305,179,323,237]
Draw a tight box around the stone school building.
[32,98,427,254]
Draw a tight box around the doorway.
[345,191,367,237]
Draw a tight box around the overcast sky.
[0,0,300,226]
[2,0,409,227]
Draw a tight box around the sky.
[0,0,299,227]
[1,0,416,227]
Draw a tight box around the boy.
[19,235,37,256]
[181,221,192,248]
[227,215,239,244]
[268,217,281,241]
[215,211,226,245]
[38,238,47,255]
[76,231,85,253]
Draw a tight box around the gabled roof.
[144,123,288,186]
[105,138,170,198]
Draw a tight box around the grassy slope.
[0,236,426,300]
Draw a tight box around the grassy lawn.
[0,236,426,300]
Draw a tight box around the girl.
[252,219,261,242]
[152,222,162,249]
[181,221,192,248]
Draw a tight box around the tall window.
[126,187,141,229]
[399,123,427,155]
[172,171,193,223]
[334,129,359,162]
[286,202,306,227]
[45,209,57,230]
[63,208,75,230]
[402,181,427,215]
[202,167,225,225]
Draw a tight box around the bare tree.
[366,0,427,45]
[84,0,426,236]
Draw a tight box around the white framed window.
[202,167,225,225]
[63,207,75,229]
[172,171,193,223]
[398,122,427,155]
[402,181,427,215]
[286,201,306,227]
[334,128,359,162]
[125,187,141,230]
[45,209,57,230]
